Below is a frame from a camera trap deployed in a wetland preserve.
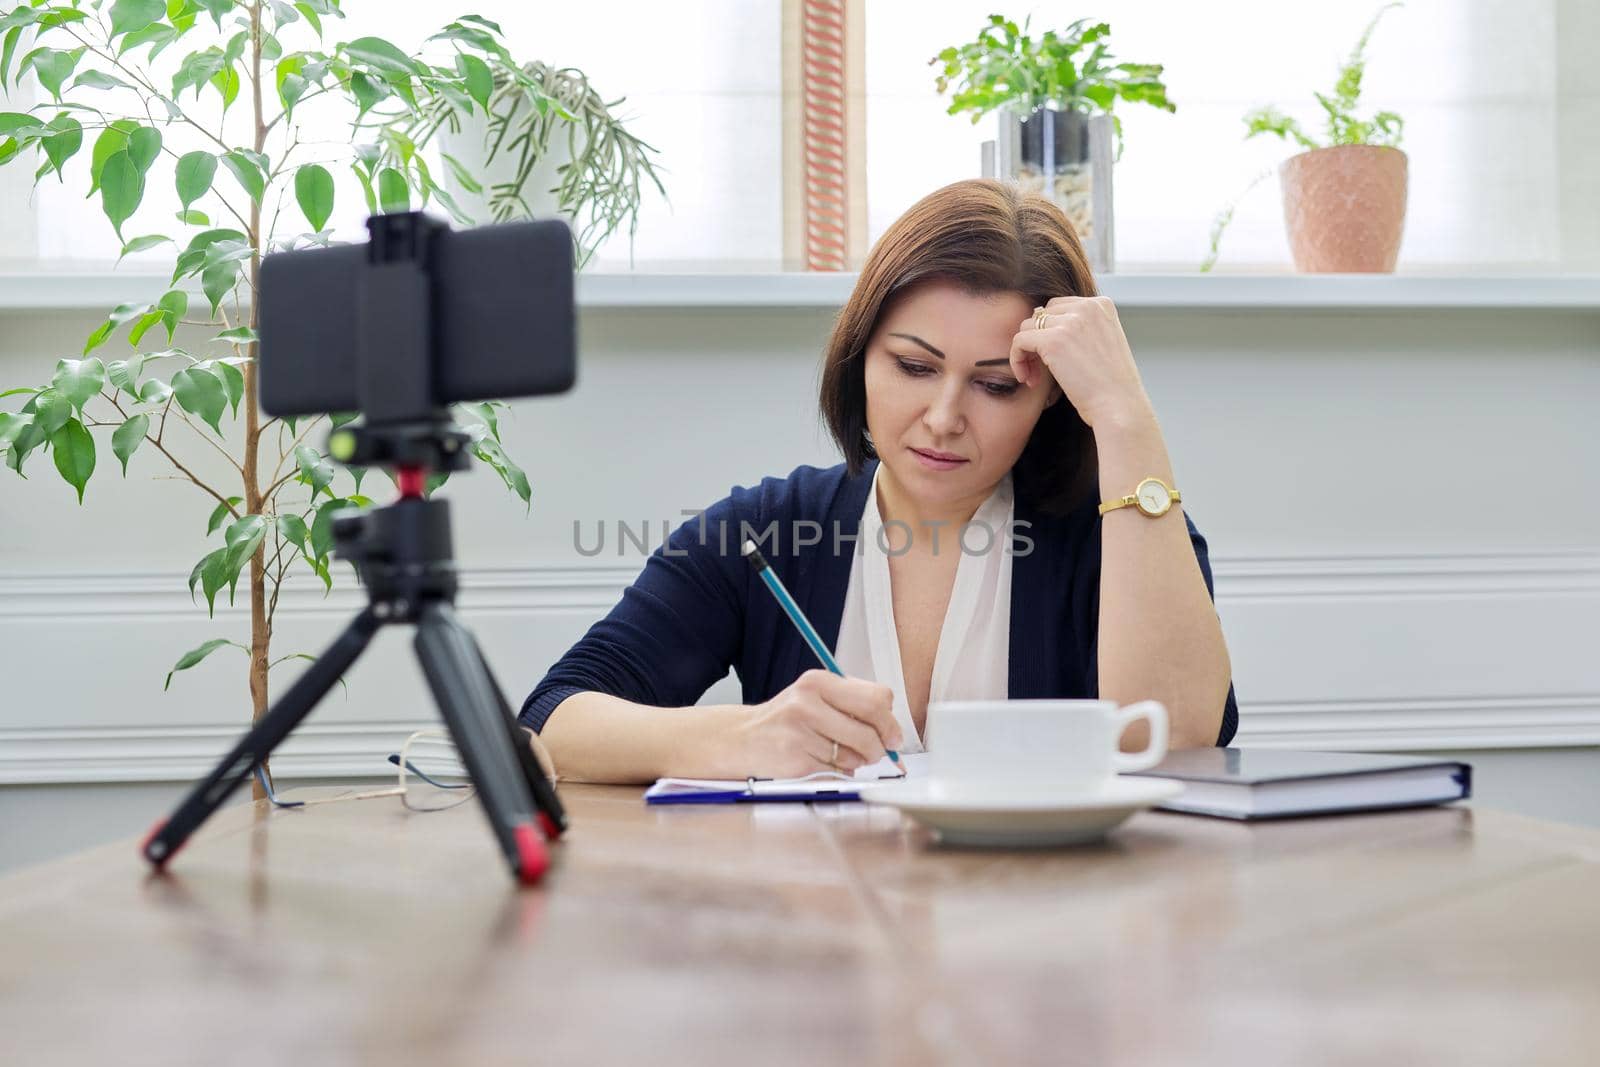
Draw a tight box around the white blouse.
[832,463,1015,752]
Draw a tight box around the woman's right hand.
[725,669,902,779]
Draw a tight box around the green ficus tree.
[0,0,555,739]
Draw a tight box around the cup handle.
[1112,700,1169,773]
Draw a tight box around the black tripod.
[142,423,566,884]
[142,212,568,885]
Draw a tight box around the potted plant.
[931,14,1176,273]
[418,60,665,270]
[1203,2,1407,272]
[0,2,647,788]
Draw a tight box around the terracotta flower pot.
[1279,144,1408,272]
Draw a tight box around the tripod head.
[324,417,472,623]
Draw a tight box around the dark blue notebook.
[1125,748,1472,820]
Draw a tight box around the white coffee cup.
[925,699,1169,798]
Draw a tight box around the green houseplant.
[931,14,1175,272]
[1202,2,1407,272]
[931,14,1175,162]
[0,1,654,775]
[420,58,666,270]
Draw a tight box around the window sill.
[0,268,1597,311]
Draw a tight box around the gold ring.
[1033,309,1050,330]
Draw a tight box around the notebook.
[1124,748,1472,820]
[645,753,929,804]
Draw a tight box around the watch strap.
[1098,495,1138,516]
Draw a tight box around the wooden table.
[2,786,1597,1066]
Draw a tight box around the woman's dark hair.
[819,178,1099,514]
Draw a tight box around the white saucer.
[860,776,1185,848]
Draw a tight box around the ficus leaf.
[129,126,161,174]
[118,233,171,261]
[209,359,244,417]
[40,114,82,179]
[343,36,422,77]
[198,548,230,615]
[111,412,148,474]
[295,444,334,499]
[204,496,242,536]
[99,150,144,238]
[348,70,387,115]
[119,24,177,60]
[221,514,267,601]
[138,378,171,405]
[293,162,333,231]
[276,512,309,553]
[157,289,187,342]
[201,259,238,316]
[105,352,149,397]
[294,3,325,37]
[71,70,135,93]
[195,0,233,31]
[170,365,226,433]
[32,388,73,436]
[213,64,240,108]
[457,53,491,110]
[4,415,45,474]
[310,496,350,560]
[126,309,166,347]
[377,166,408,213]
[50,417,95,503]
[109,0,166,40]
[175,150,216,210]
[219,149,265,201]
[31,48,83,101]
[0,411,32,451]
[164,637,246,689]
[51,357,105,412]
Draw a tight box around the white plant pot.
[436,104,580,225]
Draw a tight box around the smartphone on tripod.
[141,213,576,885]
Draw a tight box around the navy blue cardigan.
[520,460,1238,746]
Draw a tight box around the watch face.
[1136,480,1171,516]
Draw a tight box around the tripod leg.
[469,636,567,838]
[142,608,384,868]
[415,603,548,885]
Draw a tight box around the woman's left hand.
[1008,295,1154,429]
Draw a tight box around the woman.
[521,179,1237,783]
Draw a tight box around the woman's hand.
[724,669,901,779]
[1007,295,1155,429]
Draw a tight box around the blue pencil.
[740,539,903,768]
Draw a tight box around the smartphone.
[257,216,576,416]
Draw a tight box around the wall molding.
[4,550,1596,617]
[2,550,1597,784]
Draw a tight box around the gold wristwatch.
[1099,477,1180,518]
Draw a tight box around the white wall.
[2,296,1597,873]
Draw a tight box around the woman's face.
[862,280,1059,512]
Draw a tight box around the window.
[2,1,1589,273]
